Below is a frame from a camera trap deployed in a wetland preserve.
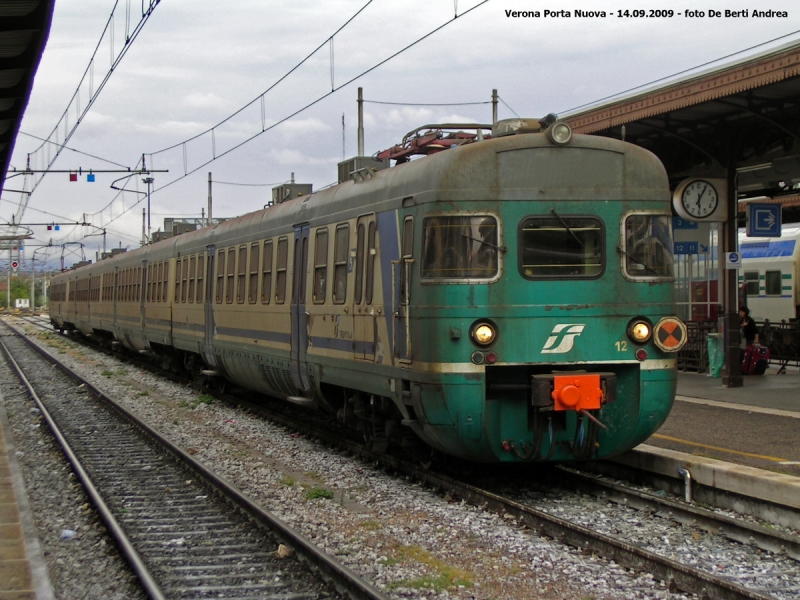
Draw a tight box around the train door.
[394,216,414,362]
[354,214,376,360]
[291,225,311,392]
[203,246,217,368]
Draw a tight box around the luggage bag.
[741,343,770,375]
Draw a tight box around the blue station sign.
[746,203,781,237]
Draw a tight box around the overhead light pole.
[143,176,154,243]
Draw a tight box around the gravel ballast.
[5,320,707,599]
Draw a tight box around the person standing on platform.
[739,306,759,359]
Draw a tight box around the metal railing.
[677,320,718,373]
[758,321,800,371]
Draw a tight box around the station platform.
[0,398,53,600]
[644,367,800,477]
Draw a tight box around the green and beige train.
[50,118,687,463]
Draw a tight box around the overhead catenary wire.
[149,0,377,155]
[18,131,130,169]
[364,100,491,106]
[147,0,491,195]
[21,0,161,199]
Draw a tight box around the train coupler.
[531,372,617,411]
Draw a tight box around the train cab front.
[471,314,687,463]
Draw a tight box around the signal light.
[47,225,52,230]
[69,173,77,182]
[11,261,19,269]
[87,173,95,182]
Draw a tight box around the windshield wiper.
[617,246,661,276]
[551,209,584,249]
[461,233,507,253]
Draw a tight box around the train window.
[175,260,183,303]
[622,214,672,279]
[333,225,349,304]
[237,245,247,304]
[744,271,760,296]
[181,258,189,303]
[355,224,365,305]
[226,248,236,304]
[188,256,196,303]
[262,241,273,304]
[766,270,782,296]
[520,214,602,279]
[216,250,225,303]
[366,221,376,304]
[162,261,168,303]
[275,237,288,304]
[422,215,499,280]
[196,254,204,303]
[248,244,259,304]
[313,229,328,304]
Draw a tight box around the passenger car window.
[622,214,672,279]
[422,215,499,279]
[275,237,288,304]
[216,250,225,303]
[262,241,273,304]
[744,271,759,297]
[313,229,328,304]
[766,270,782,296]
[248,244,260,304]
[333,225,349,304]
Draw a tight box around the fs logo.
[541,324,585,354]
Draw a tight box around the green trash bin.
[707,333,723,378]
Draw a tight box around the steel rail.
[18,318,780,600]
[217,395,776,600]
[560,467,800,560]
[4,319,391,600]
[0,334,167,600]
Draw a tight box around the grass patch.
[304,471,323,482]
[117,368,129,376]
[189,394,213,408]
[137,391,149,397]
[305,487,334,500]
[384,545,473,592]
[279,476,296,486]
[101,370,113,377]
[360,520,382,531]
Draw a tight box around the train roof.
[56,127,669,276]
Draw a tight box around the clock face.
[681,180,719,218]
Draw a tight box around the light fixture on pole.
[143,177,154,242]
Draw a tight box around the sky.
[6,0,800,268]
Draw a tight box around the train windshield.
[421,215,499,280]
[519,215,604,279]
[623,214,674,279]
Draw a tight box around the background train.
[50,117,687,463]
[740,225,800,322]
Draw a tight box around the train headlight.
[470,321,497,347]
[545,122,573,145]
[627,318,652,344]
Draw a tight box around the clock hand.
[696,185,706,208]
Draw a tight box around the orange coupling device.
[551,374,603,411]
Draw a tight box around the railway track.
[14,316,800,599]
[0,319,389,600]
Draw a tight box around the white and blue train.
[739,225,800,322]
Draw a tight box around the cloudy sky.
[6,0,800,266]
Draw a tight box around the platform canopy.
[564,39,800,219]
[0,0,56,195]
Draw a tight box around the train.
[739,225,800,322]
[49,117,687,463]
